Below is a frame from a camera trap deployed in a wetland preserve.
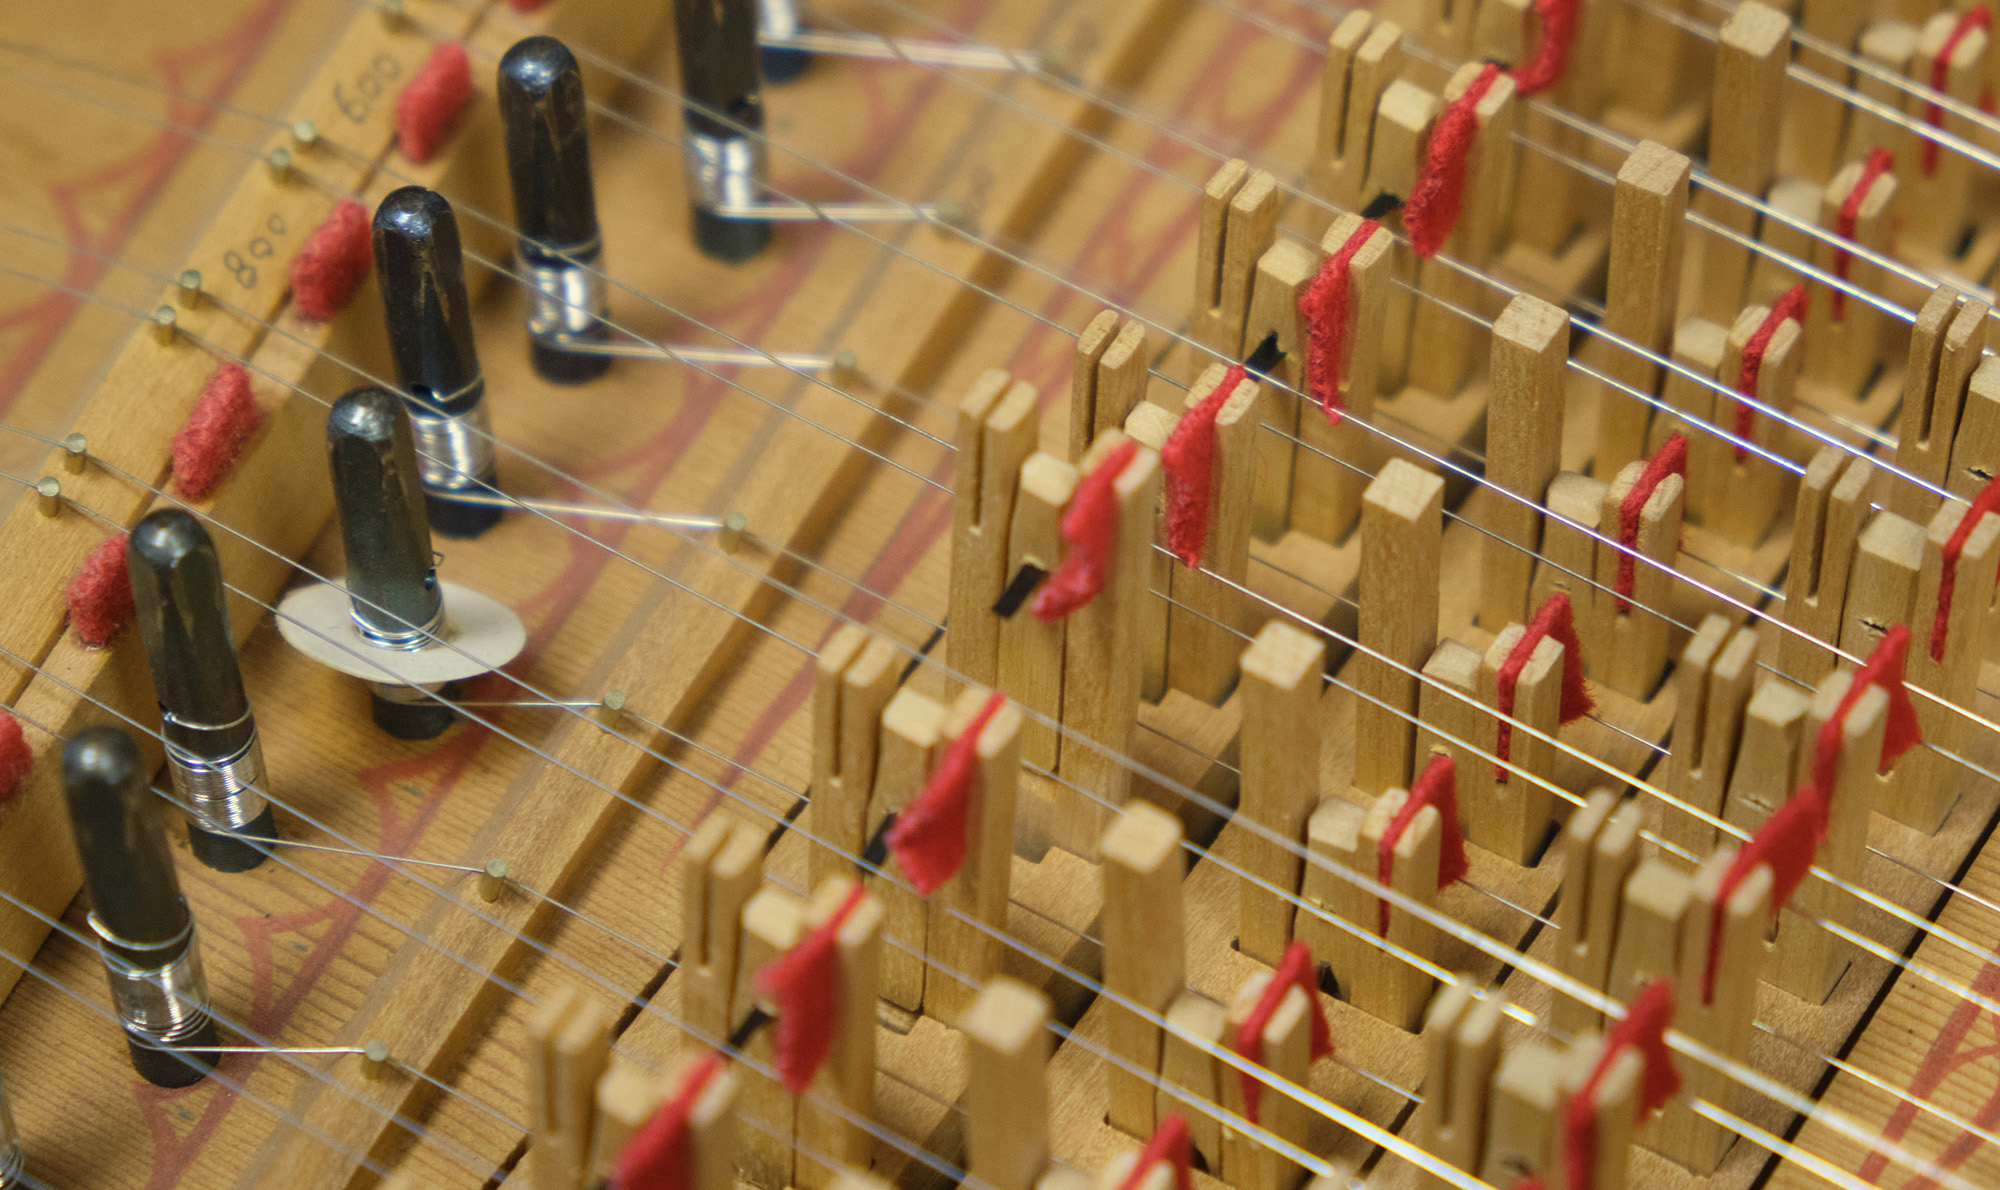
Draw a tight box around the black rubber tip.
[530,334,614,385]
[371,686,460,741]
[127,1018,219,1088]
[760,44,812,83]
[187,804,277,874]
[424,490,505,539]
[692,206,771,264]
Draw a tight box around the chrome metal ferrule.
[352,598,447,652]
[370,679,447,705]
[685,130,766,215]
[758,0,804,41]
[91,914,214,1051]
[165,724,269,833]
[408,397,497,494]
[521,248,608,343]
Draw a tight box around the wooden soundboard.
[2,0,2000,1187]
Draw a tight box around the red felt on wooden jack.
[1116,1114,1194,1190]
[289,200,373,322]
[1376,753,1469,935]
[1811,624,1922,796]
[886,690,1008,895]
[1612,432,1686,610]
[396,43,473,164]
[1701,792,1817,1004]
[1561,979,1680,1190]
[1494,591,1593,784]
[1403,63,1502,259]
[172,363,262,500]
[1299,222,1379,425]
[1511,0,1580,97]
[0,714,30,804]
[613,1053,725,1190]
[1033,439,1141,622]
[1830,150,1893,320]
[1162,365,1250,568]
[1923,7,1991,174]
[1231,940,1334,1125]
[1730,286,1807,461]
[67,535,134,648]
[1929,473,2000,660]
[755,882,869,1094]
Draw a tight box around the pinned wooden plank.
[1594,141,1691,480]
[1551,793,1639,1036]
[998,453,1077,774]
[1407,65,1516,401]
[926,689,1023,1022]
[1483,295,1569,629]
[1413,979,1504,1190]
[811,626,902,888]
[1649,319,1728,528]
[679,813,766,1049]
[1190,163,1279,374]
[1310,12,1405,207]
[589,1061,659,1184]
[1948,356,2000,502]
[1779,447,1877,684]
[1557,1043,1643,1190]
[1356,460,1445,796]
[736,888,806,1190]
[1837,510,1923,660]
[796,878,884,1189]
[1896,497,2000,832]
[964,978,1054,1190]
[1660,852,1770,1172]
[1802,158,1896,398]
[1844,20,1919,162]
[1238,621,1327,965]
[1071,312,1150,465]
[1594,457,1684,699]
[1101,802,1188,1136]
[1604,858,1690,1006]
[1901,11,1988,263]
[1356,787,1440,1029]
[1222,973,1312,1190]
[1299,797,1372,1007]
[1889,286,1988,525]
[1781,0,1867,182]
[1658,617,1754,863]
[1415,640,1488,814]
[1472,625,1562,865]
[1166,365,1263,704]
[1531,472,1610,646]
[870,688,946,1013]
[589,1056,741,1190]
[1158,992,1228,1168]
[1710,300,1801,548]
[1692,2,1792,323]
[1480,1039,1563,1186]
[950,372,1041,691]
[528,986,609,1190]
[1721,677,1811,834]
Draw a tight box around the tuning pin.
[499,36,614,385]
[373,186,503,538]
[63,727,221,1088]
[673,0,774,262]
[127,510,278,873]
[275,388,526,740]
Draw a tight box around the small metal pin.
[362,1038,391,1079]
[291,119,319,149]
[61,434,87,474]
[151,305,177,344]
[176,270,202,309]
[34,477,60,518]
[719,512,749,555]
[266,147,292,180]
[376,0,405,27]
[478,858,509,902]
[595,689,627,727]
[829,348,860,387]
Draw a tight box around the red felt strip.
[755,882,869,1094]
[1033,439,1141,622]
[1116,1114,1194,1190]
[1701,790,1820,1003]
[1231,941,1335,1125]
[1613,432,1687,610]
[886,691,1008,895]
[1494,592,1595,785]
[1830,149,1893,320]
[1163,365,1249,568]
[1561,980,1681,1190]
[1730,286,1807,462]
[1928,473,2000,661]
[172,363,263,501]
[509,0,552,9]
[1403,63,1502,259]
[612,1053,725,1190]
[0,714,29,804]
[1298,221,1380,425]
[67,535,134,648]
[1511,0,1580,96]
[396,43,473,164]
[1809,624,1923,800]
[289,200,373,322]
[1376,754,1470,935]
[1923,7,1992,174]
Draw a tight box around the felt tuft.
[396,43,473,164]
[67,534,134,648]
[0,715,30,804]
[1033,439,1140,622]
[289,200,373,322]
[172,363,262,500]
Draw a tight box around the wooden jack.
[1165,364,1263,704]
[811,625,901,889]
[795,877,884,1190]
[1309,12,1405,209]
[1481,294,1569,630]
[1101,801,1188,1137]
[1551,792,1642,1036]
[964,977,1054,1190]
[526,986,613,1190]
[1189,160,1279,378]
[1593,141,1692,481]
[1658,616,1755,863]
[1778,447,1876,685]
[679,812,767,1049]
[1889,286,1990,526]
[1238,621,1327,965]
[1071,310,1150,466]
[949,370,1041,690]
[1356,459,1445,796]
[924,688,1023,1022]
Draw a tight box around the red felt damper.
[1830,149,1893,320]
[1231,940,1335,1126]
[172,363,263,500]
[1701,791,1821,1003]
[1402,63,1502,259]
[67,534,134,648]
[1162,365,1249,569]
[1928,472,2000,660]
[0,714,30,804]
[1730,286,1807,461]
[1298,221,1380,425]
[396,43,473,164]
[509,0,552,9]
[1493,591,1594,785]
[1510,0,1579,96]
[1033,439,1141,622]
[1116,1113,1194,1190]
[1808,624,1922,802]
[1561,979,1681,1190]
[289,200,373,322]
[1375,753,1470,935]
[1611,432,1686,610]
[886,690,1008,895]
[1923,7,1991,174]
[612,1053,724,1190]
[755,882,869,1094]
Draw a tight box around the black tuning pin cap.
[373,186,504,538]
[675,0,775,262]
[499,36,614,385]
